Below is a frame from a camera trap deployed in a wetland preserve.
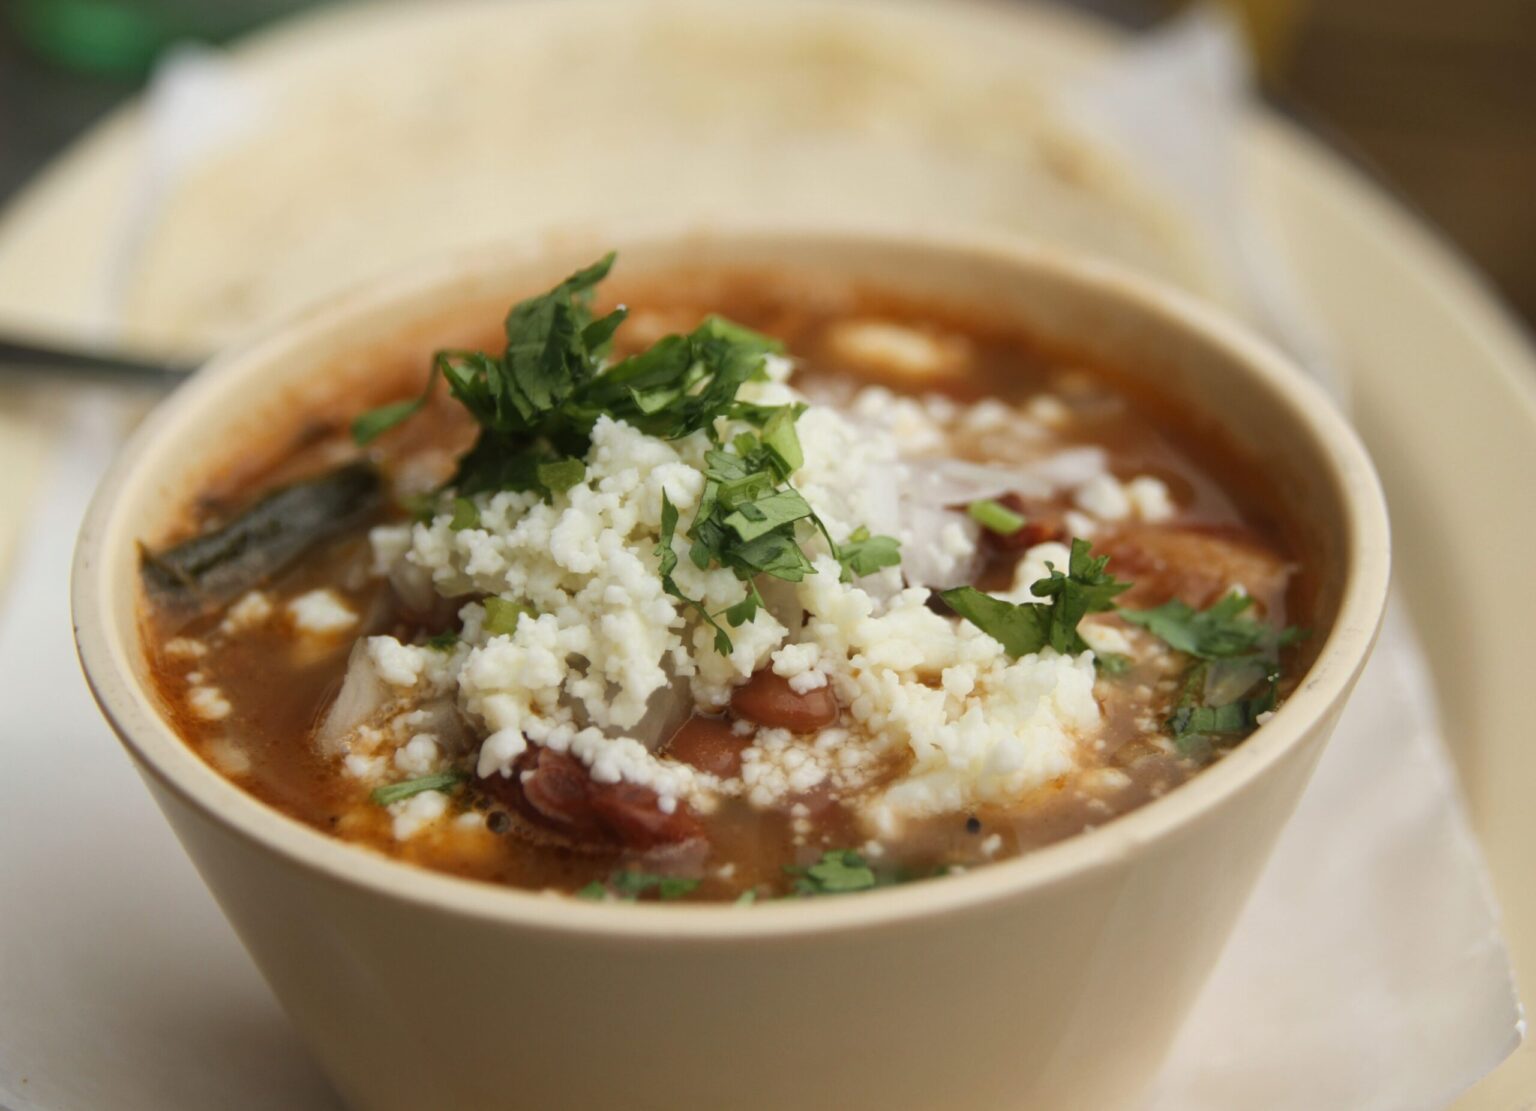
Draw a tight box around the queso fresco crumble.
[144,254,1314,903]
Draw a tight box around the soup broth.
[144,259,1317,903]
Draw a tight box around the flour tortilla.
[120,0,1228,353]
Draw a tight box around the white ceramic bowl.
[74,228,1390,1110]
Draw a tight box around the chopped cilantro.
[656,493,732,655]
[351,367,438,446]
[734,889,759,906]
[786,849,879,895]
[722,489,815,543]
[837,527,903,583]
[482,597,534,637]
[400,492,439,524]
[1126,591,1306,751]
[447,496,480,531]
[535,457,586,495]
[1096,651,1132,675]
[356,253,901,656]
[578,870,700,902]
[370,770,466,806]
[1120,592,1285,659]
[1167,659,1280,753]
[941,538,1130,658]
[425,631,459,651]
[967,498,1025,536]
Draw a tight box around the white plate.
[1,1,1531,1105]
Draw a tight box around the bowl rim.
[72,222,1391,940]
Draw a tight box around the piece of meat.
[731,670,838,733]
[1103,523,1291,612]
[479,746,702,851]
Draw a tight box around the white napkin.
[0,10,1521,1110]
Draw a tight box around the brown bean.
[480,746,702,850]
[666,715,748,778]
[730,670,838,733]
[589,784,705,851]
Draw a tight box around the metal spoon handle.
[0,334,192,385]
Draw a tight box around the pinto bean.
[589,784,705,850]
[730,670,838,733]
[514,748,606,838]
[666,715,748,778]
[480,746,702,850]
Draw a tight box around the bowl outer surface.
[73,228,1389,1110]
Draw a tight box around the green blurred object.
[11,0,171,75]
[8,0,324,77]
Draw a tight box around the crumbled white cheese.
[847,385,949,456]
[826,320,969,381]
[1126,476,1176,522]
[1080,620,1134,658]
[356,385,1109,824]
[1026,395,1072,428]
[390,790,449,840]
[1256,710,1276,726]
[1075,473,1132,521]
[771,642,829,692]
[163,637,208,660]
[287,589,358,635]
[1082,767,1133,794]
[343,753,388,781]
[1063,510,1098,538]
[793,554,1096,825]
[203,736,250,775]
[219,591,273,635]
[187,685,232,721]
[1074,473,1176,525]
[980,833,1003,857]
[366,637,437,689]
[393,734,442,777]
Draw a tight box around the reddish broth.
[144,275,1319,902]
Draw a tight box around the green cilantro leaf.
[942,538,1130,658]
[657,493,733,654]
[722,489,815,543]
[356,254,900,659]
[579,870,700,902]
[536,457,586,495]
[1096,651,1132,675]
[1167,659,1281,753]
[1120,592,1273,659]
[837,527,903,582]
[939,586,1051,657]
[351,369,438,446]
[370,770,467,806]
[351,396,426,446]
[482,597,534,637]
[786,849,880,895]
[425,631,459,651]
[448,496,481,531]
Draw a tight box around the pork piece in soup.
[143,254,1317,903]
